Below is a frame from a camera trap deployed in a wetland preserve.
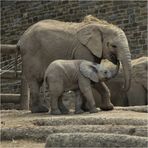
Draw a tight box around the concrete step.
[45,133,148,147]
[1,125,147,141]
[116,105,148,113]
[33,116,147,126]
[1,108,147,147]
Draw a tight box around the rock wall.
[1,0,147,58]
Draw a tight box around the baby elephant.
[44,60,118,115]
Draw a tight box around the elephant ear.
[80,61,99,82]
[77,25,103,58]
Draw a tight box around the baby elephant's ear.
[80,61,99,82]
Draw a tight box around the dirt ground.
[1,106,148,147]
[1,140,45,148]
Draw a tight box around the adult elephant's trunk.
[112,61,120,78]
[119,48,132,91]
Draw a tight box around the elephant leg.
[58,96,69,114]
[81,101,90,112]
[94,82,114,111]
[50,95,61,115]
[74,90,89,112]
[49,81,64,115]
[80,95,90,112]
[74,90,84,114]
[29,80,49,113]
[127,83,147,106]
[79,87,98,113]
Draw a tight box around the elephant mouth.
[104,78,109,81]
[110,52,118,65]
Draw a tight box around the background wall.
[1,0,147,58]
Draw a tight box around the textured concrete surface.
[1,106,148,147]
[45,133,148,147]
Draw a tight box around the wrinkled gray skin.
[1,15,131,113]
[93,57,148,106]
[44,60,118,115]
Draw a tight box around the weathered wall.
[1,0,147,58]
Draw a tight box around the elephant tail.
[1,44,20,54]
[43,76,47,101]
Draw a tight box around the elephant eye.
[104,71,107,74]
[111,45,117,48]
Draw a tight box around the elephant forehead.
[100,60,116,70]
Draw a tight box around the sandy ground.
[1,106,148,147]
[1,140,45,148]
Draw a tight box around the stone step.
[1,125,147,141]
[33,116,147,126]
[1,108,147,147]
[45,133,148,147]
[116,105,148,113]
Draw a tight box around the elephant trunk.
[112,61,120,78]
[119,49,132,91]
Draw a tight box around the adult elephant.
[126,56,147,106]
[1,15,131,113]
[93,57,147,106]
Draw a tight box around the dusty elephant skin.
[93,56,148,107]
[1,15,131,113]
[44,60,118,115]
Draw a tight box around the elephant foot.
[75,109,84,114]
[89,108,98,113]
[31,105,49,113]
[58,102,69,114]
[81,103,89,112]
[59,107,69,114]
[51,109,61,115]
[100,103,114,111]
[61,109,69,114]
